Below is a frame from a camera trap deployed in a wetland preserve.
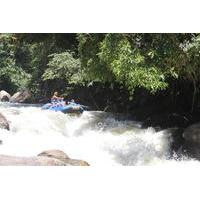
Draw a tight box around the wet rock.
[164,128,184,156]
[0,155,67,166]
[37,149,70,160]
[10,90,31,103]
[182,141,200,160]
[183,122,200,144]
[0,113,10,130]
[38,150,90,166]
[181,123,200,160]
[0,150,89,166]
[0,90,11,102]
[143,113,190,129]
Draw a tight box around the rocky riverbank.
[0,90,31,103]
[0,110,89,166]
[0,150,89,166]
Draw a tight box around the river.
[0,102,199,166]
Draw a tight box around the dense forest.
[1,33,200,128]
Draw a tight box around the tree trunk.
[191,79,197,113]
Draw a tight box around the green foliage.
[14,33,79,98]
[15,35,60,96]
[78,33,114,82]
[98,34,170,93]
[78,33,200,111]
[42,51,83,85]
[1,33,200,111]
[181,34,200,81]
[0,34,30,91]
[78,33,186,94]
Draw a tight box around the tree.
[42,51,83,85]
[0,34,30,92]
[78,33,188,94]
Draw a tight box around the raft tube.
[42,102,87,114]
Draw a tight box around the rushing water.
[0,102,199,166]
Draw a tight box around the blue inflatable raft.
[42,101,88,114]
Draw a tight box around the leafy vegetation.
[78,34,190,94]
[0,34,30,92]
[43,51,82,85]
[1,33,200,113]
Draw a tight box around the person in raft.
[51,91,64,105]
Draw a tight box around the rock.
[143,113,190,129]
[183,122,200,144]
[0,150,89,166]
[0,155,68,166]
[182,141,200,160]
[182,122,200,160]
[163,128,184,158]
[38,149,70,160]
[10,90,31,103]
[0,90,11,102]
[0,113,9,130]
[38,150,90,166]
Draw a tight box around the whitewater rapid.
[0,103,199,166]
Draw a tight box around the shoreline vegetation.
[1,33,200,130]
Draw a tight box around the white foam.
[0,104,198,166]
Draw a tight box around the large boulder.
[38,149,70,160]
[182,141,200,160]
[183,122,200,143]
[143,113,190,129]
[0,150,89,166]
[182,122,200,160]
[0,90,11,102]
[10,90,31,103]
[164,128,184,155]
[0,155,67,166]
[38,150,90,166]
[0,113,9,130]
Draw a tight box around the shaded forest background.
[1,33,200,128]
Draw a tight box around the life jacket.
[51,98,65,108]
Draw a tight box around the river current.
[0,102,199,166]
